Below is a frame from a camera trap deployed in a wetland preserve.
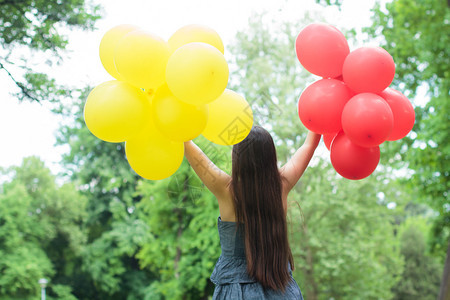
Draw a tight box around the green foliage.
[0,0,101,103]
[16,72,73,103]
[0,157,86,299]
[55,89,154,299]
[289,165,403,300]
[0,0,100,51]
[229,12,316,163]
[8,2,439,299]
[392,218,442,299]
[81,217,151,293]
[229,12,414,300]
[367,0,448,94]
[366,0,449,256]
[315,0,343,7]
[56,88,139,236]
[137,137,230,299]
[48,284,78,300]
[0,180,53,298]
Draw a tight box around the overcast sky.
[0,0,378,175]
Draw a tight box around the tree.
[55,86,232,299]
[391,217,442,299]
[0,157,86,299]
[229,12,313,160]
[0,0,101,103]
[55,88,154,299]
[366,0,449,255]
[229,12,404,300]
[136,138,230,299]
[289,165,403,300]
[365,1,449,298]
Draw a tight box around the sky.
[0,0,379,175]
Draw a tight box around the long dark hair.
[231,125,294,291]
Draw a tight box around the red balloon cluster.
[295,23,415,180]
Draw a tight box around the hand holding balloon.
[295,23,415,180]
[85,24,253,180]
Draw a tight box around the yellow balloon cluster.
[84,24,254,180]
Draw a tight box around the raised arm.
[184,141,231,199]
[280,131,321,193]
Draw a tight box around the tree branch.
[0,62,41,103]
[4,1,63,53]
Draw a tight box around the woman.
[184,125,321,299]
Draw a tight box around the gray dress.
[210,217,303,299]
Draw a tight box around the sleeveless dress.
[210,217,303,299]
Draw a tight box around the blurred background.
[0,0,448,299]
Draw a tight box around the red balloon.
[323,132,338,150]
[330,132,380,180]
[332,75,357,98]
[295,23,350,78]
[341,93,394,147]
[342,47,395,94]
[379,88,415,141]
[298,79,352,134]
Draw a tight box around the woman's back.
[210,217,303,300]
[183,126,321,299]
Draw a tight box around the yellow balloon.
[125,118,184,180]
[166,42,229,105]
[84,80,150,143]
[168,24,224,54]
[152,84,209,142]
[99,24,139,80]
[114,30,170,89]
[202,89,253,145]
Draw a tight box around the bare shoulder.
[217,185,236,222]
